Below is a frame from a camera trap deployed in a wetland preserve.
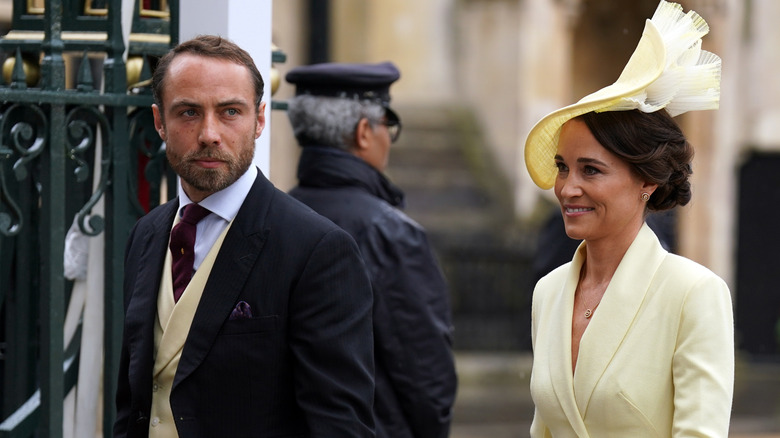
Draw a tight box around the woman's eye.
[555,162,568,172]
[583,166,600,175]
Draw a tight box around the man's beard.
[167,143,254,195]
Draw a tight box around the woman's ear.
[642,181,659,198]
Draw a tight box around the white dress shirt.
[175,165,257,271]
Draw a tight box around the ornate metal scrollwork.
[128,106,166,214]
[0,165,22,236]
[0,103,48,236]
[67,118,93,183]
[66,105,111,236]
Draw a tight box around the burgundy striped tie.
[170,203,211,302]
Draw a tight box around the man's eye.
[226,108,239,116]
[182,109,197,117]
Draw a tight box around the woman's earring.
[641,192,650,202]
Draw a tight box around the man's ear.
[354,118,373,151]
[152,104,166,140]
[255,102,267,139]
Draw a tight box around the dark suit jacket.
[114,170,375,438]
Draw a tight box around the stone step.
[388,104,513,237]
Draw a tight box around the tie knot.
[181,203,211,225]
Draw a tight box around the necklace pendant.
[584,308,593,318]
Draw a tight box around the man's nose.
[198,113,221,147]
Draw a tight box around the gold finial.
[126,56,145,88]
[3,56,40,87]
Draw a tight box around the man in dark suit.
[114,35,375,438]
[286,62,457,438]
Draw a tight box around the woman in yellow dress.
[524,1,734,436]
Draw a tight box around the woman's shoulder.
[540,262,572,283]
[657,252,730,295]
[533,262,573,301]
[661,252,722,279]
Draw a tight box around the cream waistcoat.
[149,219,233,438]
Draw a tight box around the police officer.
[286,62,457,438]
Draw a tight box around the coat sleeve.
[530,408,552,438]
[113,322,135,438]
[529,277,552,438]
[365,220,457,438]
[288,228,376,438]
[671,273,734,437]
[113,220,141,438]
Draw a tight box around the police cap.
[285,61,400,108]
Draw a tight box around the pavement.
[450,352,780,438]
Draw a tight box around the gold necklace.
[577,267,602,319]
[584,303,599,319]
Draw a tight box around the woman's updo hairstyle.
[576,109,693,211]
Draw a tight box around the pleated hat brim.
[524,20,666,190]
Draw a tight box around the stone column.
[330,0,457,104]
[678,0,743,286]
[179,0,273,175]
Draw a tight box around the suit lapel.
[573,224,666,417]
[173,172,273,387]
[548,245,591,437]
[125,202,178,400]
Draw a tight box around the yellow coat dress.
[530,224,734,437]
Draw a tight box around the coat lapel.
[548,245,591,437]
[173,172,273,387]
[573,224,667,417]
[125,202,178,402]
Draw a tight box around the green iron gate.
[0,0,178,437]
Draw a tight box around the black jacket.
[115,170,375,437]
[290,147,457,438]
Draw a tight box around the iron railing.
[0,0,177,437]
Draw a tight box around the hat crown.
[523,0,721,190]
[285,62,400,106]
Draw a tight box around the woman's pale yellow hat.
[524,0,721,189]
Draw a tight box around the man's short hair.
[152,35,265,112]
[287,95,385,150]
[284,62,401,150]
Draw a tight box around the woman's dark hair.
[152,35,265,113]
[576,109,693,211]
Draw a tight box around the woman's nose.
[558,175,582,199]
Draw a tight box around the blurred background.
[0,0,777,436]
[267,1,780,436]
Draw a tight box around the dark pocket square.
[229,301,253,320]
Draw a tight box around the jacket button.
[151,417,160,427]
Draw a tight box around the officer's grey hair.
[286,95,385,151]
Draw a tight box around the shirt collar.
[177,165,258,222]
